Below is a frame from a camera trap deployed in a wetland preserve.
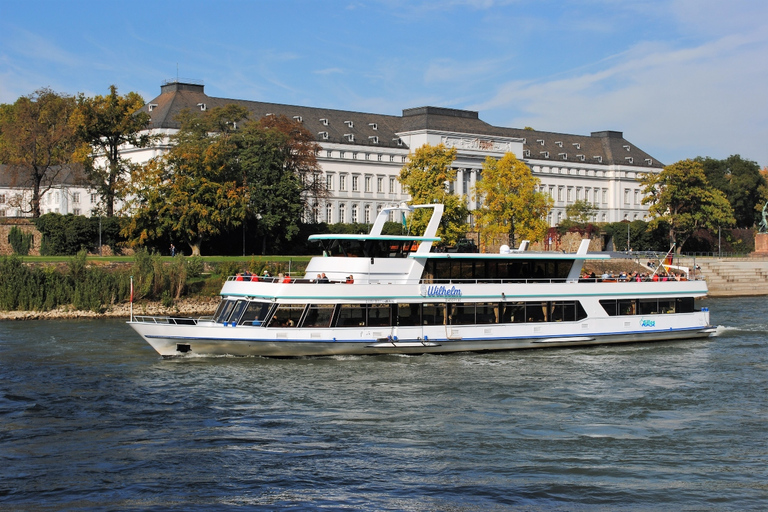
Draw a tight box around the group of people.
[234,270,271,282]
[311,273,354,283]
[232,271,354,284]
[581,271,684,282]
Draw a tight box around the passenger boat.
[128,203,715,357]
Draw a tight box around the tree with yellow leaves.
[473,152,552,249]
[398,144,468,244]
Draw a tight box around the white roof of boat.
[308,234,442,242]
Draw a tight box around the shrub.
[8,226,33,256]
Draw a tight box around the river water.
[1,297,766,511]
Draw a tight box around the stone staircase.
[677,257,768,296]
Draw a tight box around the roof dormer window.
[345,120,354,128]
[369,122,378,130]
[320,118,328,126]
[197,103,207,111]
[148,103,158,112]
[293,115,303,122]
[319,131,329,140]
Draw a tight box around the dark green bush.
[7,226,34,256]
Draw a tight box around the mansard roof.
[141,81,663,167]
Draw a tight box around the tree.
[473,152,553,248]
[237,116,312,254]
[640,159,735,254]
[123,105,249,256]
[0,88,79,217]
[398,144,468,244]
[565,199,597,225]
[258,114,325,222]
[73,85,151,217]
[123,107,321,256]
[696,155,766,228]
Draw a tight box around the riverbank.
[0,297,220,321]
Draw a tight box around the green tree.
[123,105,250,256]
[473,152,553,248]
[123,107,320,256]
[239,115,322,254]
[640,159,735,254]
[73,85,151,217]
[565,199,597,225]
[0,88,79,217]
[398,144,468,244]
[696,154,766,228]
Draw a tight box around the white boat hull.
[129,311,713,357]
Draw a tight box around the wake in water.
[713,324,768,336]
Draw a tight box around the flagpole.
[130,275,134,322]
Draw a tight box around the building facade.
[2,80,662,228]
[132,80,660,228]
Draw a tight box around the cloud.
[474,26,768,165]
[314,68,346,76]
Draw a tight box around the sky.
[1,0,766,167]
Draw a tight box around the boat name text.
[425,285,463,297]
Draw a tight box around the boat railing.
[226,275,355,284]
[418,275,703,285]
[132,315,201,325]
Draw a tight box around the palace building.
[2,79,662,226]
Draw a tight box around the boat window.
[239,301,272,326]
[301,304,335,328]
[476,303,499,324]
[214,300,237,323]
[397,303,421,326]
[336,304,367,327]
[367,304,392,327]
[600,299,618,316]
[422,303,446,325]
[658,300,676,314]
[449,303,476,325]
[423,258,575,284]
[228,300,249,324]
[603,298,693,316]
[526,302,548,322]
[212,300,229,322]
[619,299,636,315]
[549,301,587,322]
[600,299,637,316]
[500,302,526,323]
[267,304,306,327]
[676,297,695,313]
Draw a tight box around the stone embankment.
[0,297,219,321]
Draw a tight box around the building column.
[469,169,478,209]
